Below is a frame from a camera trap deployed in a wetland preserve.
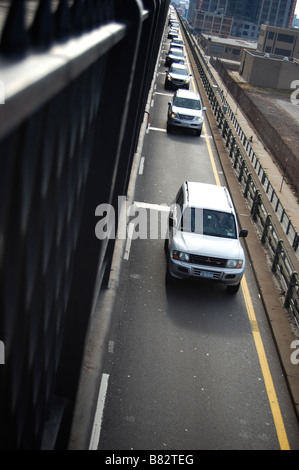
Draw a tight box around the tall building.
[189,0,298,39]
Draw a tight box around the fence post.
[244,172,252,199]
[261,214,272,244]
[238,157,246,183]
[250,189,261,221]
[272,239,284,273]
[293,232,299,251]
[284,271,299,308]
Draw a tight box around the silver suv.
[167,89,207,136]
[165,181,248,293]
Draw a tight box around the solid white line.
[148,126,167,133]
[89,373,109,450]
[124,222,134,260]
[139,156,145,175]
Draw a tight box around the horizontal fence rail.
[0,0,170,450]
[180,17,299,329]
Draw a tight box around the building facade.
[257,24,299,58]
[189,0,297,39]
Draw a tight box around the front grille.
[178,113,194,120]
[190,254,227,267]
[173,79,185,85]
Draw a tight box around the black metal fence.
[0,0,169,450]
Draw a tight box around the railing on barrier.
[180,17,299,329]
[0,0,170,450]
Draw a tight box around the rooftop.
[202,34,258,50]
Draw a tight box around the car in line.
[168,29,179,40]
[165,181,248,293]
[167,42,184,54]
[165,63,191,90]
[170,38,184,48]
[165,47,185,67]
[167,89,207,136]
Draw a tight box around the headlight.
[170,111,178,118]
[226,259,243,269]
[167,75,172,81]
[195,117,203,122]
[173,251,190,262]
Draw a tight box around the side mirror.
[203,106,207,111]
[239,229,248,238]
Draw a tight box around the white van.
[165,181,248,293]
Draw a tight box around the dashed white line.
[139,156,145,175]
[124,222,134,260]
[148,126,167,133]
[133,201,170,212]
[89,373,109,450]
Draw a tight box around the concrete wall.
[240,50,299,89]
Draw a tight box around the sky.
[295,0,299,16]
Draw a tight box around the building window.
[211,45,223,54]
[268,31,274,40]
[277,33,294,43]
[274,48,291,56]
[232,49,240,56]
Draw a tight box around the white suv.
[167,89,207,136]
[165,181,248,293]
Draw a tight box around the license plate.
[199,271,215,279]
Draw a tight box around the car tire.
[226,282,240,294]
[166,123,172,133]
[195,129,202,136]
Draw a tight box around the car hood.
[172,230,244,260]
[169,72,189,80]
[172,105,203,117]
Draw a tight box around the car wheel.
[226,282,240,294]
[166,123,172,133]
[195,129,202,136]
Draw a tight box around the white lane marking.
[89,373,109,450]
[139,156,145,175]
[147,126,167,133]
[108,340,114,353]
[154,91,173,96]
[124,222,134,260]
[133,201,170,212]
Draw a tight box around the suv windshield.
[170,65,188,76]
[180,207,237,238]
[170,49,184,56]
[174,97,201,110]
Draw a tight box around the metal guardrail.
[180,18,299,329]
[0,0,170,450]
